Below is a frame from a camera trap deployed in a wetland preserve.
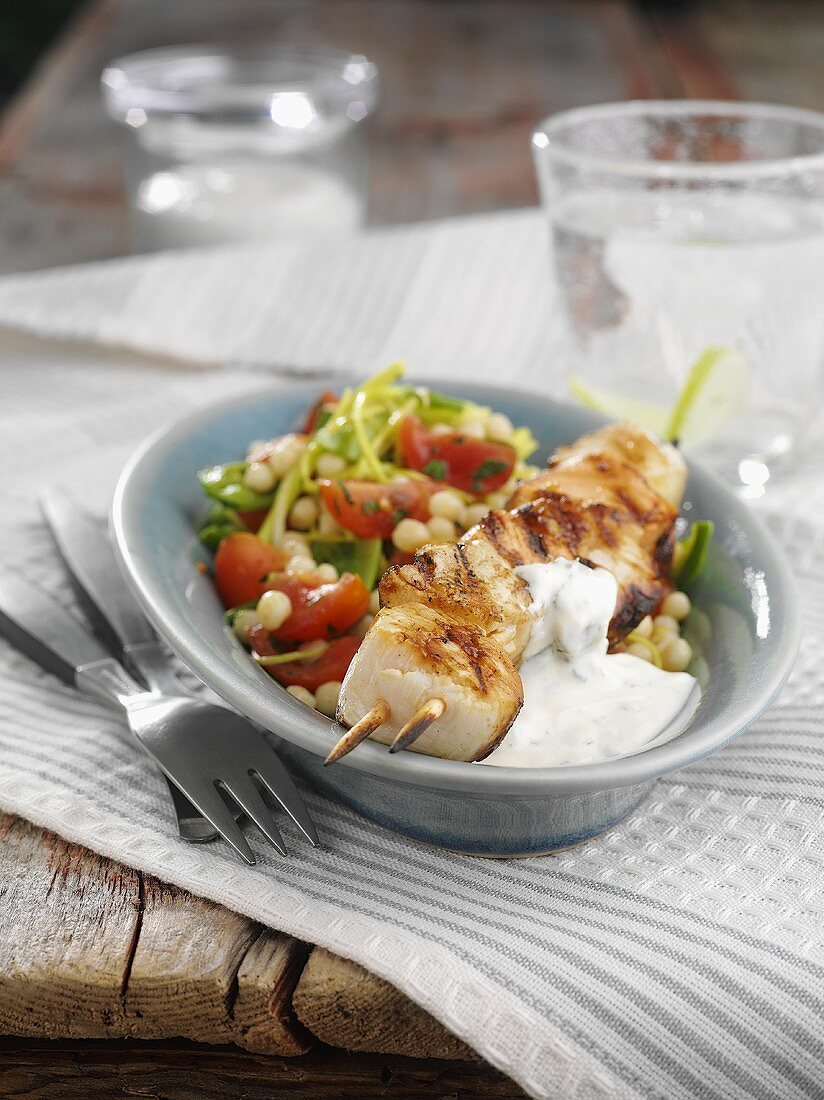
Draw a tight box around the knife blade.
[0,564,112,685]
[40,491,222,843]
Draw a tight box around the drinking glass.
[102,45,379,252]
[532,101,824,493]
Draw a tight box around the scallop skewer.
[328,422,687,764]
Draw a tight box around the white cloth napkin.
[1,211,824,1100]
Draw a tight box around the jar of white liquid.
[102,46,379,251]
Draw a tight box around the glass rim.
[532,99,824,180]
[101,43,379,121]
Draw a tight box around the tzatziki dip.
[482,558,698,768]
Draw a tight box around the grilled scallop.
[336,603,523,761]
[378,536,534,660]
[504,453,678,642]
[381,436,679,654]
[550,422,686,509]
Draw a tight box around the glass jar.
[102,45,379,251]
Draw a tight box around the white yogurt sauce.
[482,558,698,768]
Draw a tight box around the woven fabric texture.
[0,211,823,1099]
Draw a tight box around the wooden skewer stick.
[389,698,446,754]
[324,700,391,766]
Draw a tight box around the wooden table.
[2,1,823,1095]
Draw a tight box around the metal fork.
[0,565,317,864]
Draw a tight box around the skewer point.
[389,698,446,753]
[324,699,390,765]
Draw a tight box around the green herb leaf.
[421,459,447,481]
[471,459,508,492]
[362,500,381,515]
[198,502,245,550]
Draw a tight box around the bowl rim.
[112,377,801,797]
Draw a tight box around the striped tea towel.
[1,210,824,1098]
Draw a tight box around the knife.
[40,491,223,843]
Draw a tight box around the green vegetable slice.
[198,463,274,511]
[673,520,714,586]
[568,345,749,450]
[567,377,670,437]
[310,538,383,590]
[666,347,749,448]
[257,464,303,545]
[198,502,245,550]
[254,644,328,667]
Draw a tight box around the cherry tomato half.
[397,414,516,496]
[264,636,361,692]
[318,478,437,540]
[265,572,370,643]
[214,533,286,609]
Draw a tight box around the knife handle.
[40,492,156,654]
[0,566,112,686]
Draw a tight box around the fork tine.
[250,754,319,848]
[166,773,256,865]
[220,774,288,857]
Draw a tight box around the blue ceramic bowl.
[112,380,800,856]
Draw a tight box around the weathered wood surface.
[293,948,474,1062]
[0,815,311,1056]
[0,1038,521,1099]
[0,0,666,275]
[3,0,821,278]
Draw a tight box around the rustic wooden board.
[0,1038,521,1099]
[0,812,461,1061]
[0,814,312,1056]
[293,948,473,1062]
[659,0,824,109]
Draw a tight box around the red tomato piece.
[397,414,516,496]
[248,623,278,657]
[318,479,437,539]
[302,390,339,435]
[388,549,415,568]
[266,572,370,642]
[266,636,361,692]
[214,533,286,609]
[236,507,269,533]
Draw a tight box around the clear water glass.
[102,45,379,252]
[532,101,824,493]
